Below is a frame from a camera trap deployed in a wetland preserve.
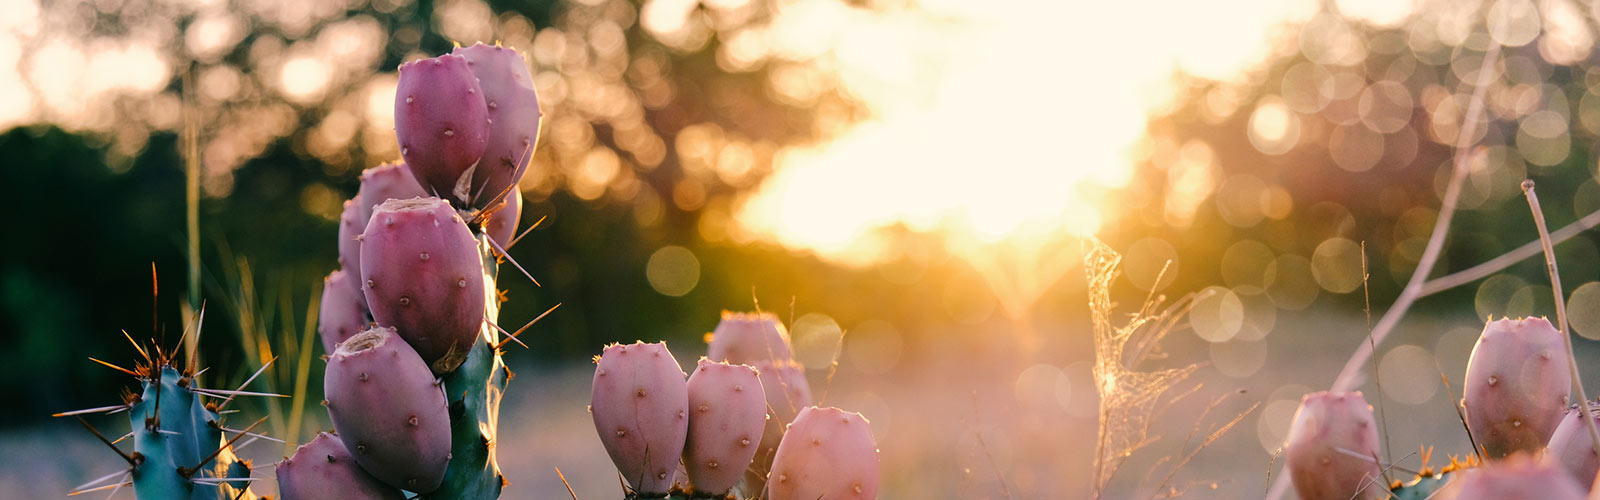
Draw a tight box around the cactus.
[683,359,767,498]
[394,53,489,207]
[338,195,366,283]
[318,269,371,354]
[1463,317,1571,459]
[764,406,880,500]
[707,311,794,366]
[590,341,691,497]
[451,43,541,209]
[323,326,453,492]
[1544,401,1600,490]
[1284,391,1385,500]
[359,197,486,374]
[1441,453,1584,500]
[276,432,404,500]
[60,337,263,499]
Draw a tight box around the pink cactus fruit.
[1545,401,1600,490]
[318,269,371,354]
[589,341,690,496]
[707,311,794,366]
[275,431,404,500]
[324,327,452,493]
[765,406,880,500]
[337,195,365,292]
[1444,453,1585,500]
[355,162,429,228]
[394,53,489,206]
[752,360,811,450]
[483,188,521,249]
[1284,391,1384,500]
[1464,317,1571,459]
[684,359,768,496]
[451,43,541,210]
[359,197,486,374]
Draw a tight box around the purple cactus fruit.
[765,406,880,500]
[359,197,486,374]
[483,188,521,248]
[684,359,767,496]
[1284,391,1384,500]
[1464,317,1571,459]
[275,432,404,500]
[324,327,452,493]
[355,162,429,227]
[1544,401,1600,490]
[707,311,794,366]
[338,195,365,288]
[752,360,812,454]
[451,43,541,209]
[394,54,489,206]
[589,341,690,496]
[1446,453,1585,500]
[318,269,371,354]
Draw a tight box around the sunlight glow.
[734,0,1319,269]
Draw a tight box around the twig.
[1264,42,1501,500]
[1522,180,1600,460]
[1418,205,1600,296]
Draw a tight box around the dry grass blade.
[1522,180,1600,461]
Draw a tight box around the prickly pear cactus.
[590,341,691,497]
[683,359,767,498]
[706,311,812,495]
[60,343,263,499]
[307,43,542,500]
[1544,401,1600,489]
[1441,453,1584,499]
[1284,391,1384,500]
[1463,317,1570,459]
[276,432,403,500]
[707,311,794,366]
[765,406,880,500]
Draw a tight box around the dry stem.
[1521,180,1600,461]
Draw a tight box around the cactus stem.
[183,416,267,478]
[1523,180,1600,464]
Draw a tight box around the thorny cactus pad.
[276,432,404,500]
[394,53,489,206]
[324,327,452,492]
[1442,454,1584,500]
[765,406,880,500]
[707,311,794,366]
[590,341,690,496]
[1463,317,1570,459]
[1284,391,1384,500]
[359,196,486,374]
[318,269,371,354]
[684,359,767,497]
[451,43,541,210]
[1543,401,1600,491]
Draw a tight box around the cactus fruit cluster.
[61,338,265,499]
[589,312,879,499]
[279,42,543,500]
[1286,316,1600,499]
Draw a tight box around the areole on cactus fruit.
[394,53,489,206]
[1284,391,1384,500]
[324,326,453,493]
[765,406,880,500]
[684,359,768,497]
[590,341,690,496]
[276,432,404,500]
[359,196,486,374]
[1463,316,1570,459]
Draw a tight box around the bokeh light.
[645,245,700,296]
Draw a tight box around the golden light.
[734,0,1326,279]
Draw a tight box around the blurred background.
[10,0,1600,497]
